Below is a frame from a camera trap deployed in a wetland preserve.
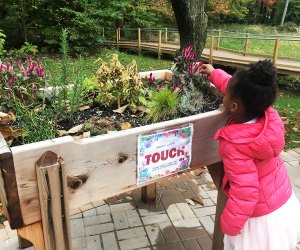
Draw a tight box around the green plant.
[96,54,147,108]
[146,88,179,122]
[0,29,6,55]
[17,42,38,57]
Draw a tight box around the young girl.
[200,60,300,250]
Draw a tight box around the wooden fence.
[104,27,300,75]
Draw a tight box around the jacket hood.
[214,107,285,159]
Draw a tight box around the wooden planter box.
[0,70,229,249]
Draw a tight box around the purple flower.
[147,73,155,85]
[5,92,11,99]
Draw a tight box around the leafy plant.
[171,45,209,114]
[96,54,147,108]
[0,56,45,110]
[145,88,179,122]
[0,30,6,55]
[17,42,38,58]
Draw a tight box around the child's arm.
[200,64,232,95]
[220,145,259,236]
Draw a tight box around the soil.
[56,93,222,136]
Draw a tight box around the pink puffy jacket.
[210,69,292,236]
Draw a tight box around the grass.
[206,24,300,59]
[42,49,173,86]
[275,91,300,149]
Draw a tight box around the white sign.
[137,125,193,185]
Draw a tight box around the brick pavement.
[0,148,300,250]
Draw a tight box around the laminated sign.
[137,125,193,185]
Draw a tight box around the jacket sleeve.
[220,144,259,236]
[209,69,232,95]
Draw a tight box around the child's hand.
[200,64,214,75]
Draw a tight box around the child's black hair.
[232,60,277,117]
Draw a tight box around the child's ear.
[230,102,238,113]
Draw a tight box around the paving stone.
[199,216,215,238]
[110,202,136,213]
[193,206,216,218]
[166,204,183,221]
[85,222,114,236]
[86,235,102,250]
[211,215,216,222]
[70,218,85,238]
[112,211,129,230]
[119,236,150,250]
[160,223,181,243]
[288,160,300,167]
[125,209,143,227]
[196,237,212,250]
[176,202,196,219]
[71,212,83,219]
[142,213,170,225]
[176,226,208,241]
[292,148,300,154]
[165,184,177,189]
[116,227,146,240]
[84,214,112,226]
[154,241,185,250]
[286,150,300,159]
[161,193,186,207]
[0,228,8,241]
[83,208,97,217]
[200,198,215,207]
[72,237,86,250]
[173,218,201,228]
[206,190,218,200]
[102,232,119,250]
[182,239,202,250]
[145,224,166,245]
[190,185,209,198]
[96,204,110,215]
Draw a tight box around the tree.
[280,0,290,25]
[170,0,208,58]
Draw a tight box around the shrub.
[96,54,147,108]
[277,22,299,33]
[0,30,6,55]
[277,75,300,92]
[145,88,179,122]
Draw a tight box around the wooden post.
[273,38,280,66]
[243,33,249,56]
[141,183,157,203]
[118,28,121,41]
[138,28,141,55]
[158,30,162,59]
[17,222,45,250]
[207,162,227,250]
[116,28,119,50]
[209,35,214,64]
[216,30,221,50]
[164,28,168,44]
[36,151,71,250]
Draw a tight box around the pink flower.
[5,92,11,99]
[147,73,155,85]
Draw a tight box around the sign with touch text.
[137,125,193,185]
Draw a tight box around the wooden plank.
[207,162,227,250]
[158,30,162,59]
[209,36,214,64]
[243,33,249,56]
[36,152,71,250]
[273,38,280,66]
[141,183,156,203]
[17,221,45,250]
[0,133,24,229]
[10,106,228,226]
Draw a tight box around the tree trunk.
[280,0,290,26]
[170,0,207,59]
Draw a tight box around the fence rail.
[103,27,300,75]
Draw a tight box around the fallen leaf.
[120,122,132,130]
[113,104,128,114]
[0,126,23,139]
[8,111,16,122]
[0,112,11,125]
[57,130,67,137]
[72,131,91,141]
[137,106,150,114]
[79,105,90,111]
[191,196,204,206]
[186,198,195,206]
[67,124,84,134]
